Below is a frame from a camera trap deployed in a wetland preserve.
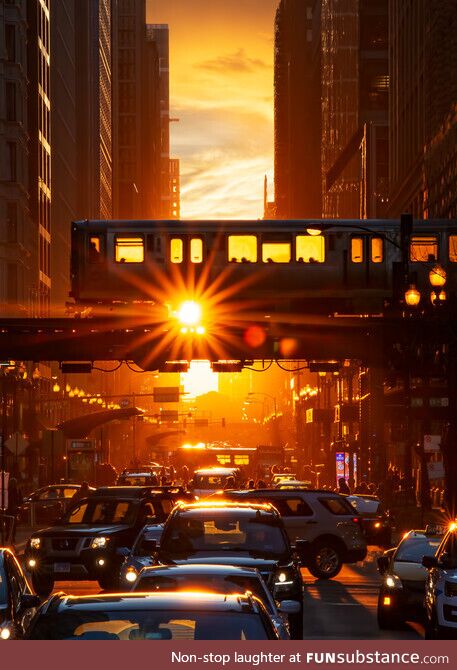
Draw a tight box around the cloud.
[195,48,269,74]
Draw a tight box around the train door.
[347,235,368,288]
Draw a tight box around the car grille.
[51,538,79,551]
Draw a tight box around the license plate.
[54,563,71,573]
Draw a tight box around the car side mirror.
[278,600,301,615]
[116,547,130,557]
[20,594,41,610]
[422,555,439,569]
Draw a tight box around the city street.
[32,548,423,640]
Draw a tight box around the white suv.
[423,523,457,639]
[225,489,367,579]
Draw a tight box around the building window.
[371,238,383,263]
[115,236,144,263]
[5,24,16,62]
[170,238,183,263]
[7,142,17,182]
[410,236,438,262]
[6,82,16,122]
[228,235,257,263]
[296,235,325,263]
[351,238,364,263]
[6,202,17,243]
[449,236,457,263]
[190,238,203,264]
[262,241,291,263]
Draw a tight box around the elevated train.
[70,219,457,315]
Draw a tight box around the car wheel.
[307,542,342,579]
[31,573,54,599]
[288,608,304,640]
[98,574,120,591]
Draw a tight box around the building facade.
[0,0,31,315]
[274,0,321,219]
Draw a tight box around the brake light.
[352,517,360,523]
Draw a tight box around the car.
[131,563,296,639]
[376,529,442,629]
[25,592,280,640]
[223,488,367,579]
[152,501,305,639]
[119,524,165,585]
[423,522,457,638]
[24,487,176,597]
[19,484,96,525]
[192,468,241,498]
[345,494,393,547]
[272,474,297,487]
[277,480,310,490]
[0,548,40,640]
[116,466,171,486]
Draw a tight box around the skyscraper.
[27,0,51,316]
[0,0,31,315]
[321,0,389,219]
[274,0,321,219]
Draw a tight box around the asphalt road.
[44,548,425,640]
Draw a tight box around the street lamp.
[429,264,447,288]
[404,285,421,307]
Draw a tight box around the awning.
[57,407,144,439]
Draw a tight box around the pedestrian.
[150,474,159,486]
[224,476,235,490]
[256,479,267,489]
[338,477,351,495]
[7,477,22,545]
[247,479,255,489]
[72,481,91,504]
[181,465,189,487]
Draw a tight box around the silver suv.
[225,489,367,579]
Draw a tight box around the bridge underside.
[0,315,435,371]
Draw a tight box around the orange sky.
[147,0,278,219]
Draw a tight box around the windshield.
[347,497,380,515]
[134,574,273,613]
[161,512,288,558]
[395,537,441,562]
[119,476,153,486]
[193,475,234,490]
[29,609,269,640]
[63,500,137,525]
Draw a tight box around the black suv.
[151,501,306,639]
[24,487,180,597]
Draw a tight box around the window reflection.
[371,238,383,263]
[115,237,144,263]
[262,242,291,263]
[296,235,325,263]
[351,238,364,263]
[410,236,438,262]
[228,235,257,263]
[190,238,203,264]
[170,238,183,264]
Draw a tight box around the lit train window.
[89,236,102,263]
[115,236,144,263]
[296,235,325,263]
[228,235,257,263]
[170,238,183,263]
[216,454,231,465]
[371,238,383,263]
[262,242,291,263]
[410,236,438,262]
[190,238,203,263]
[449,236,457,262]
[234,455,249,466]
[351,238,364,263]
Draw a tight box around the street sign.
[424,434,441,453]
[153,387,180,403]
[427,460,445,480]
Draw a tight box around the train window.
[371,237,383,263]
[190,238,203,263]
[89,236,102,263]
[449,236,457,262]
[228,235,257,263]
[234,455,249,466]
[216,454,231,465]
[262,242,291,263]
[296,235,325,263]
[115,236,144,263]
[170,238,183,264]
[351,238,364,263]
[410,236,438,262]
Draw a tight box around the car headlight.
[125,569,137,583]
[444,581,457,597]
[90,536,109,549]
[275,570,294,586]
[30,537,41,549]
[385,574,403,590]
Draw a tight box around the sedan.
[131,563,298,639]
[377,529,442,629]
[0,548,40,640]
[26,592,280,640]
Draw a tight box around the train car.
[70,219,457,315]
